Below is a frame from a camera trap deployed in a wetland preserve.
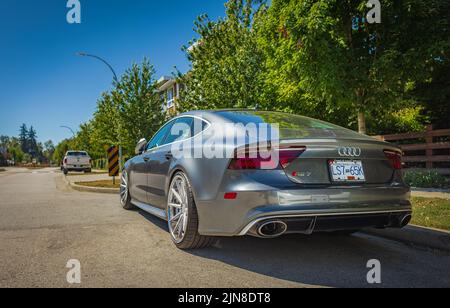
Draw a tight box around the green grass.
[67,171,108,177]
[75,180,120,189]
[411,197,450,231]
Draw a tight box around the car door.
[146,117,194,209]
[130,121,173,204]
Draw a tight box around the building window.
[167,88,174,108]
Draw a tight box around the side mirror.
[135,138,147,155]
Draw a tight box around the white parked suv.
[63,151,92,175]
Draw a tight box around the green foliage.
[52,139,72,164]
[178,0,268,111]
[114,59,166,153]
[253,0,450,133]
[366,105,428,135]
[410,60,450,129]
[177,0,449,134]
[2,124,45,164]
[404,169,450,189]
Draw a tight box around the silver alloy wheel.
[120,171,128,206]
[167,175,189,244]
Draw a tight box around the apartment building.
[157,76,183,114]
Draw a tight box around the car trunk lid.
[279,138,398,185]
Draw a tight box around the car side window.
[164,117,194,145]
[146,121,174,151]
[191,118,209,136]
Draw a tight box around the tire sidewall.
[168,172,196,247]
[121,170,133,210]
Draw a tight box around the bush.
[403,169,450,189]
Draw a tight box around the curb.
[363,225,450,252]
[63,175,119,194]
[411,188,450,200]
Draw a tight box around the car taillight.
[279,147,307,169]
[64,158,67,164]
[384,150,402,170]
[228,146,306,170]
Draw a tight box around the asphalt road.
[0,168,449,288]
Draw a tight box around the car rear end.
[193,111,411,237]
[63,151,92,173]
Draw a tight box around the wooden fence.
[374,125,450,175]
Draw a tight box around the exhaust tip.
[400,214,412,228]
[257,221,288,238]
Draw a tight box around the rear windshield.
[67,152,88,156]
[216,111,367,139]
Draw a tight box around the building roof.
[157,76,177,92]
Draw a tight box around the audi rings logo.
[338,147,362,157]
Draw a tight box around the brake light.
[384,150,402,170]
[64,158,67,164]
[228,146,306,170]
[224,192,238,200]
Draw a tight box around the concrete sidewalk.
[411,188,450,200]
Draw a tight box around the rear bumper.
[65,165,91,171]
[241,211,412,237]
[195,186,411,236]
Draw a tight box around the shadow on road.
[138,210,449,288]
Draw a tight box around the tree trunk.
[358,111,367,135]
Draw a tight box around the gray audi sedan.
[120,110,411,250]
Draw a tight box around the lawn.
[411,197,450,231]
[67,171,108,177]
[75,180,120,189]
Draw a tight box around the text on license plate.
[330,160,366,182]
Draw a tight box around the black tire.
[63,168,68,175]
[120,170,134,210]
[169,172,216,250]
[85,169,92,173]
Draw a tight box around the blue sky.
[0,0,227,144]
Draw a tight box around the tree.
[91,92,120,155]
[19,124,28,153]
[113,58,166,154]
[43,140,55,163]
[28,126,38,157]
[179,0,267,111]
[8,138,24,165]
[410,60,450,129]
[52,139,72,165]
[255,0,450,133]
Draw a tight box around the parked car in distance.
[62,151,92,175]
[121,110,412,250]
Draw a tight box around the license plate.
[329,160,366,182]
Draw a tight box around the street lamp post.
[60,125,76,138]
[77,52,123,173]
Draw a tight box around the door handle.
[165,152,173,160]
[143,156,150,162]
